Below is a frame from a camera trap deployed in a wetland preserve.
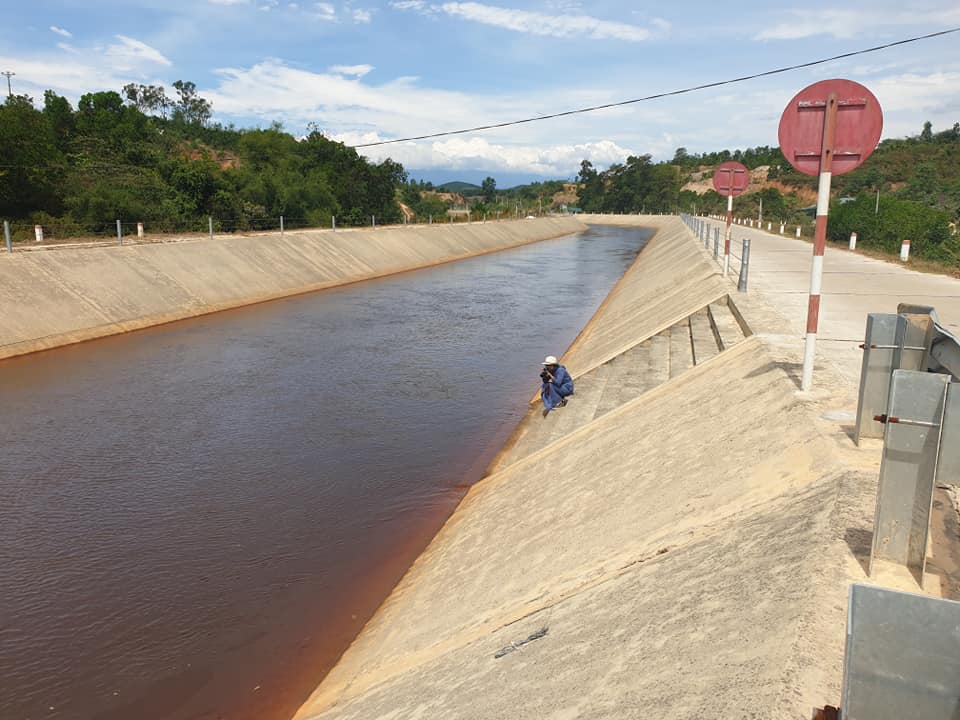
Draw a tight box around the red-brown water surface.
[0,225,652,720]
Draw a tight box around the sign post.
[779,79,883,391]
[712,161,749,277]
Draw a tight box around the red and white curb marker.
[802,93,839,391]
[900,238,911,261]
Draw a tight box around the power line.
[352,27,960,148]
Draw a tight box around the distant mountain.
[436,181,483,195]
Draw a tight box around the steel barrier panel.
[870,369,948,578]
[935,382,960,487]
[855,314,901,443]
[842,584,960,719]
[895,312,934,375]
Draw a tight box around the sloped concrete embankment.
[0,218,585,360]
[293,216,860,719]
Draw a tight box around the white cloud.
[56,42,78,53]
[208,0,250,4]
[329,63,374,76]
[393,1,653,41]
[335,133,634,175]
[352,8,373,23]
[107,35,172,68]
[313,2,337,20]
[756,6,960,40]
[49,26,72,38]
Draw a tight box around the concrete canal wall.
[0,217,586,360]
[293,215,875,720]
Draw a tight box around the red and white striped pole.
[723,194,733,276]
[801,93,838,391]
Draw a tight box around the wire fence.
[0,209,553,254]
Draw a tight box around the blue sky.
[3,1,959,184]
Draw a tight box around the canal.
[0,224,652,720]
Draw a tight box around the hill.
[436,181,482,195]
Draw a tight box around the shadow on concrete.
[844,526,874,576]
[746,360,804,389]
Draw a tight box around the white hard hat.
[542,355,558,365]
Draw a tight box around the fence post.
[332,215,336,232]
[901,239,911,261]
[280,215,284,236]
[34,225,43,243]
[137,222,144,239]
[780,223,785,235]
[208,216,213,241]
[796,225,801,238]
[117,219,123,246]
[429,215,433,225]
[738,238,751,292]
[4,220,11,253]
[713,234,719,259]
[372,215,376,229]
[849,231,858,250]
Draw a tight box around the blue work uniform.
[541,365,574,411]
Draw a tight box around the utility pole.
[1,71,14,97]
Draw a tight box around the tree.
[920,120,933,143]
[481,176,496,203]
[122,83,171,117]
[0,94,62,216]
[171,80,212,126]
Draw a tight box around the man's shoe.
[558,398,568,407]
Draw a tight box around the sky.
[2,1,959,185]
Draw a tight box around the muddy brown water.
[0,225,652,720]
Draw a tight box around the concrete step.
[690,308,720,365]
[592,339,653,420]
[648,331,672,386]
[708,301,745,351]
[542,363,612,446]
[500,362,612,465]
[668,318,694,378]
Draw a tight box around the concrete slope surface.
[0,217,585,360]
[292,216,960,720]
[292,214,883,718]
[559,217,729,376]
[294,337,857,719]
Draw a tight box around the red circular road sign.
[779,78,882,177]
[712,161,750,197]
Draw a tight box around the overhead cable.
[352,27,960,148]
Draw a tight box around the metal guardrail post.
[843,584,960,718]
[4,220,11,253]
[737,238,751,292]
[870,369,949,579]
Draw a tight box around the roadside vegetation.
[1,81,957,266]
